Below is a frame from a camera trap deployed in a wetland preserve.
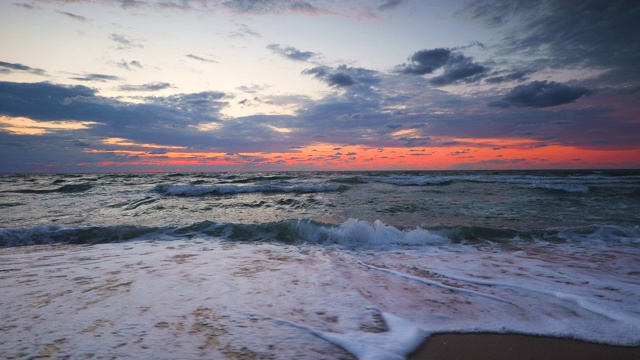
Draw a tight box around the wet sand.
[409,333,640,360]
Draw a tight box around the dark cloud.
[484,70,530,84]
[489,81,590,108]
[71,74,121,82]
[266,44,317,62]
[56,10,87,21]
[146,91,228,115]
[326,73,354,87]
[117,60,143,71]
[378,0,406,11]
[396,48,487,85]
[118,82,172,92]
[110,33,143,49]
[429,53,487,86]
[302,65,381,88]
[0,81,239,156]
[186,54,218,64]
[0,60,46,76]
[457,1,537,27]
[0,81,224,125]
[460,0,640,86]
[396,48,451,75]
[0,81,97,121]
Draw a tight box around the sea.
[1,170,639,359]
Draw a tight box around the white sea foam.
[1,231,639,359]
[313,219,450,249]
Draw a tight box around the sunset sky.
[1,0,639,172]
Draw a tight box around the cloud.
[396,48,487,85]
[110,33,143,49]
[266,44,317,62]
[0,60,46,76]
[0,116,96,135]
[12,3,37,10]
[5,78,628,171]
[0,81,237,156]
[118,0,145,9]
[229,24,261,38]
[71,73,121,82]
[118,82,172,92]
[185,54,218,64]
[460,0,640,86]
[236,84,268,93]
[222,0,326,15]
[116,59,143,70]
[429,53,487,86]
[484,70,530,84]
[56,10,88,21]
[0,81,97,121]
[157,1,193,10]
[0,81,225,125]
[146,91,228,113]
[378,0,406,11]
[302,65,381,88]
[396,48,451,75]
[489,81,590,108]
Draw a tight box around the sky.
[1,0,639,172]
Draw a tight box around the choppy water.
[1,170,639,359]
[1,170,639,247]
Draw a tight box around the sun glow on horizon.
[74,138,640,172]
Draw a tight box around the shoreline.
[408,333,640,360]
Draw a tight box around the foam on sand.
[1,236,639,359]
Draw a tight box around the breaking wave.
[2,219,638,249]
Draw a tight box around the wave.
[366,175,452,186]
[153,182,346,196]
[179,219,450,248]
[365,174,604,193]
[2,219,638,249]
[0,202,23,208]
[329,176,370,185]
[0,219,448,248]
[221,175,297,184]
[535,184,589,193]
[2,183,94,194]
[0,224,162,247]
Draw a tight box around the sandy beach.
[409,333,640,360]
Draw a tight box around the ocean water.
[1,170,639,359]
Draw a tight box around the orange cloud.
[0,116,97,135]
